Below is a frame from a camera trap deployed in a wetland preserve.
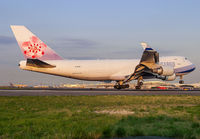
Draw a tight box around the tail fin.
[10,25,63,60]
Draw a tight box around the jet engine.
[163,73,176,81]
[156,73,176,81]
[153,65,174,76]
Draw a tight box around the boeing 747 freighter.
[11,26,196,89]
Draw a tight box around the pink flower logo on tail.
[22,36,47,58]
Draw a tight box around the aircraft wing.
[123,43,161,83]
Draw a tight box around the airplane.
[10,25,196,89]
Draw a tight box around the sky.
[0,0,200,86]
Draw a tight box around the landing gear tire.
[179,75,184,84]
[114,84,129,90]
[139,82,143,86]
[135,86,141,90]
[114,85,122,90]
[179,80,184,84]
[123,84,130,89]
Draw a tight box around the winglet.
[141,42,153,51]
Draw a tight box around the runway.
[0,89,200,96]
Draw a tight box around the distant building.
[33,85,49,88]
[60,83,114,89]
[12,84,28,88]
[129,81,175,89]
[61,84,84,88]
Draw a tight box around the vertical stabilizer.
[10,25,63,60]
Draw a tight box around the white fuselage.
[19,56,195,81]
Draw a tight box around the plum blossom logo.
[22,36,47,58]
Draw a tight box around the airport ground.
[1,88,200,96]
[1,89,200,139]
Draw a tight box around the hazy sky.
[0,0,200,85]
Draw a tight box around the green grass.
[0,95,200,138]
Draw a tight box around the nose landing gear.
[179,75,184,84]
[179,80,184,84]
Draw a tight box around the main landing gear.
[114,81,129,90]
[135,76,143,89]
[114,76,144,90]
[179,75,184,84]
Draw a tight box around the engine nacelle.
[163,73,176,81]
[153,65,174,76]
[156,73,176,81]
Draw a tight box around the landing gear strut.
[135,76,143,89]
[179,75,184,84]
[114,81,129,90]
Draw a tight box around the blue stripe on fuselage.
[176,67,195,74]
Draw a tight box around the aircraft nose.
[188,63,196,73]
[187,59,196,71]
[191,64,196,71]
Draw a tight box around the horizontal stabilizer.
[26,59,56,68]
